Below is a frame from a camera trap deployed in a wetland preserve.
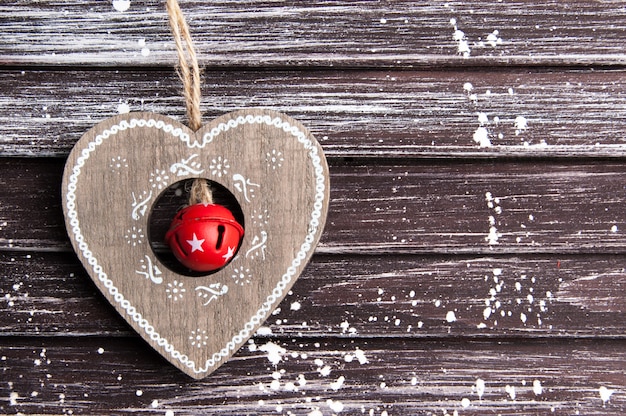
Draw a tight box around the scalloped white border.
[65,114,326,374]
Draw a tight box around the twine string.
[166,0,212,205]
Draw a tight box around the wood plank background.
[1,1,625,414]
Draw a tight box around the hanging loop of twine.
[166,0,212,205]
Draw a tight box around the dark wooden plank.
[4,158,626,254]
[1,337,625,414]
[2,69,626,158]
[1,1,625,67]
[2,252,625,338]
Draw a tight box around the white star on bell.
[186,233,205,252]
[222,246,236,261]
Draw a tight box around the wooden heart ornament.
[62,109,329,379]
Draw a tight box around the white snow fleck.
[473,127,491,147]
[112,0,131,12]
[290,301,301,311]
[533,379,543,395]
[327,399,344,413]
[611,225,618,233]
[599,386,614,404]
[165,411,175,416]
[463,82,474,93]
[151,399,159,408]
[446,310,457,323]
[308,410,323,416]
[476,379,486,399]
[117,102,130,114]
[514,116,528,135]
[141,47,151,57]
[135,389,143,396]
[477,112,489,125]
[318,365,332,377]
[9,392,18,406]
[259,341,286,365]
[461,398,471,408]
[354,349,369,364]
[97,347,105,354]
[256,326,273,336]
[520,312,527,323]
[486,30,503,47]
[483,307,492,320]
[505,384,516,400]
[331,375,346,390]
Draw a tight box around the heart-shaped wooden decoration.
[62,109,329,379]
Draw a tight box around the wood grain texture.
[1,1,625,67]
[1,337,625,415]
[2,252,626,338]
[1,69,626,158]
[2,0,626,411]
[4,158,626,254]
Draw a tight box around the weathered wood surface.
[4,158,626,254]
[1,69,626,158]
[2,251,626,338]
[2,0,626,413]
[2,337,625,415]
[1,1,625,67]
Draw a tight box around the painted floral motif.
[149,168,170,190]
[135,255,163,284]
[266,149,284,170]
[125,226,145,246]
[209,156,229,178]
[131,190,153,220]
[189,329,208,349]
[231,267,252,286]
[170,154,204,177]
[195,283,229,306]
[233,174,260,203]
[166,280,186,301]
[109,155,128,173]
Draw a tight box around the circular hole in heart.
[148,179,245,277]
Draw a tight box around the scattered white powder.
[331,375,346,390]
[505,385,516,400]
[259,341,286,365]
[533,379,543,395]
[599,386,614,404]
[486,30,503,47]
[256,326,273,336]
[514,116,528,135]
[117,102,130,114]
[112,0,131,12]
[446,310,457,323]
[473,127,491,147]
[354,349,368,364]
[451,18,471,57]
[476,379,485,399]
[327,399,344,413]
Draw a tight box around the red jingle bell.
[165,203,244,272]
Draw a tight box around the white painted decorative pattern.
[65,114,326,374]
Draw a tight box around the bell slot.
[215,225,226,250]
